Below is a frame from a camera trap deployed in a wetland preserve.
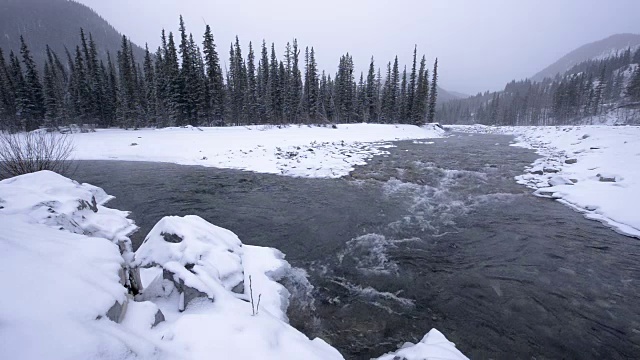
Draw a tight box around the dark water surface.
[73,133,640,359]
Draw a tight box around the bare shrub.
[0,131,75,178]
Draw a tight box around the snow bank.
[451,125,640,238]
[0,171,467,360]
[71,123,445,178]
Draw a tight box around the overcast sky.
[77,0,640,95]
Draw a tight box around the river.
[73,133,640,359]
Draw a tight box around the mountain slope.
[437,86,467,104]
[0,0,145,67]
[532,33,640,82]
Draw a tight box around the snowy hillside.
[71,123,446,178]
[0,171,468,360]
[532,33,640,82]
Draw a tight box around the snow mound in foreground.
[0,217,155,360]
[0,170,136,248]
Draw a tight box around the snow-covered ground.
[450,125,640,238]
[0,171,468,360]
[71,123,445,178]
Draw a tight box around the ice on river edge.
[450,125,640,239]
[0,171,468,360]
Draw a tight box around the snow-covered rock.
[135,216,246,306]
[134,215,294,320]
[375,328,469,360]
[0,170,137,256]
[548,176,574,186]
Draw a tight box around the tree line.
[0,16,439,132]
[439,47,640,125]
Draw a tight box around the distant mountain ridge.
[532,33,640,82]
[0,0,145,67]
[437,86,467,104]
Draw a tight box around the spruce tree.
[20,36,45,130]
[9,51,27,130]
[398,66,408,122]
[366,57,377,122]
[627,66,640,102]
[143,44,157,126]
[245,42,259,123]
[307,47,319,122]
[258,40,270,124]
[202,25,224,124]
[427,58,439,123]
[289,39,302,123]
[407,46,418,121]
[0,48,17,129]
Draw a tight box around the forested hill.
[532,34,640,82]
[0,0,145,66]
[438,44,640,126]
[0,12,441,132]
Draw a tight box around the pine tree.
[407,45,418,122]
[289,39,302,123]
[227,37,246,125]
[20,36,45,130]
[202,25,224,124]
[427,58,438,123]
[258,40,270,124]
[269,44,281,123]
[104,53,119,127]
[356,72,366,122]
[397,66,408,122]
[0,48,18,129]
[143,44,157,126]
[411,55,428,126]
[245,41,259,123]
[165,32,181,125]
[366,57,377,122]
[380,62,392,122]
[87,33,104,125]
[307,47,319,122]
[627,65,640,102]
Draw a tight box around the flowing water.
[73,133,640,359]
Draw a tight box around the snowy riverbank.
[71,123,445,178]
[0,171,468,360]
[450,125,640,238]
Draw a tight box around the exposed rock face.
[106,298,129,323]
[565,158,578,164]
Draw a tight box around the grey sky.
[77,0,640,95]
